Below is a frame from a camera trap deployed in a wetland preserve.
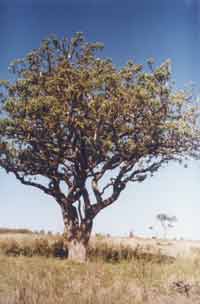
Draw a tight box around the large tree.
[0,33,198,261]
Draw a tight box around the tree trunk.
[67,239,87,262]
[62,205,93,262]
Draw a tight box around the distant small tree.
[156,213,178,239]
[129,230,134,238]
[0,33,198,261]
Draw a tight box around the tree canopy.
[0,33,199,260]
[156,213,178,238]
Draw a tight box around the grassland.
[1,233,200,303]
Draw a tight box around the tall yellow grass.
[0,235,200,303]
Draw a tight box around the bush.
[51,238,68,258]
[0,239,21,256]
[0,236,175,264]
[32,238,51,257]
[88,241,175,264]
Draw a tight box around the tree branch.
[91,178,102,204]
[13,172,53,196]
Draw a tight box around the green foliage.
[0,33,199,242]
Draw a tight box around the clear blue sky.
[1,0,200,239]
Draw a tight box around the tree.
[0,33,198,261]
[156,213,178,238]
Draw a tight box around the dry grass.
[0,228,33,235]
[1,234,200,303]
[0,234,174,263]
[1,255,200,303]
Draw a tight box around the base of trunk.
[67,239,87,262]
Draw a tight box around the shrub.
[51,238,68,258]
[0,236,175,264]
[32,238,51,257]
[0,239,21,256]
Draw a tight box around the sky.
[1,0,200,239]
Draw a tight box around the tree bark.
[62,205,93,262]
[67,239,87,262]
